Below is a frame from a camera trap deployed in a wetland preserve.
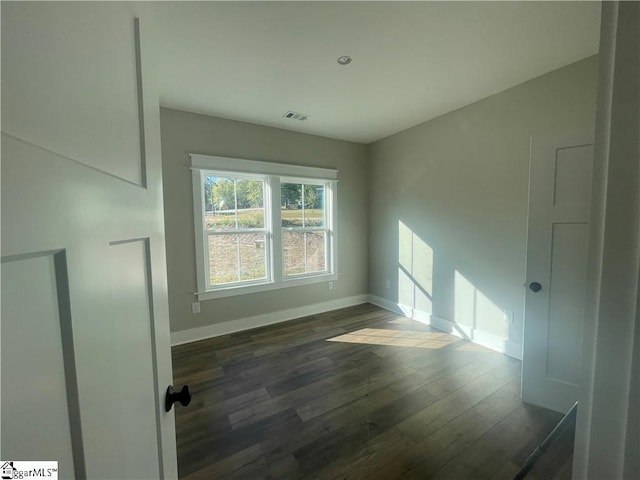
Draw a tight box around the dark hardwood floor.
[172,303,574,479]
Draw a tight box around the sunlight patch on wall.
[398,221,433,314]
[454,270,508,337]
[398,268,415,311]
[454,271,476,326]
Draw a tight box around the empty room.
[1,1,638,480]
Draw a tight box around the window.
[203,174,268,287]
[192,154,337,300]
[281,181,328,276]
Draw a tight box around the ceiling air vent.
[283,111,309,121]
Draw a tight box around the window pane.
[208,233,267,285]
[281,182,301,210]
[281,207,303,228]
[205,211,236,230]
[281,183,325,227]
[283,232,305,275]
[236,179,264,229]
[283,231,326,276]
[303,184,325,227]
[305,231,326,272]
[209,234,239,285]
[239,233,267,281]
[204,176,265,230]
[281,183,303,227]
[204,176,237,230]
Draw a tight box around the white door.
[1,3,177,479]
[522,132,594,413]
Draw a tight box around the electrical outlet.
[504,310,514,324]
[385,279,391,289]
[192,302,201,314]
[328,281,334,291]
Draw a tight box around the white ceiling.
[144,2,601,144]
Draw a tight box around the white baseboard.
[170,294,370,346]
[368,295,431,327]
[368,295,522,360]
[429,315,522,359]
[368,294,410,317]
[172,293,522,360]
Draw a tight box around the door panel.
[102,239,160,480]
[522,133,593,413]
[1,253,78,478]
[1,3,177,478]
[547,222,589,383]
[1,3,143,185]
[553,145,594,206]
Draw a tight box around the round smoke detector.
[337,55,352,66]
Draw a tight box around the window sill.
[196,272,340,301]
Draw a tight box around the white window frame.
[201,171,272,289]
[192,154,338,301]
[280,178,332,279]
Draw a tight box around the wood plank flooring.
[172,303,574,479]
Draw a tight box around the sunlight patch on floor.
[327,328,459,349]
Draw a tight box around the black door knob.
[529,282,542,293]
[165,385,191,412]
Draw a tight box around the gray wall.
[368,56,599,352]
[161,57,598,344]
[160,108,369,334]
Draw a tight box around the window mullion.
[270,176,283,282]
[235,234,241,282]
[301,184,305,227]
[282,227,327,233]
[233,180,239,229]
[303,231,308,273]
[206,228,266,235]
